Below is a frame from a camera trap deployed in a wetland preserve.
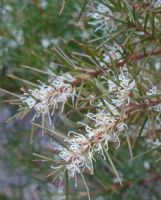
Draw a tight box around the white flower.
[117,123,128,132]
[20,73,75,119]
[119,69,135,90]
[66,162,81,177]
[105,101,120,116]
[67,132,93,173]
[54,144,82,178]
[97,3,109,13]
[56,146,72,163]
[98,44,123,68]
[67,132,89,153]
[108,68,135,107]
[108,79,118,92]
[54,132,93,179]
[106,44,123,62]
[88,127,120,160]
[146,86,158,96]
[86,111,116,127]
[88,3,116,32]
[146,138,161,147]
[154,0,161,8]
[154,103,161,112]
[51,72,75,88]
[80,109,124,159]
[21,96,36,108]
[155,112,161,128]
[146,86,161,128]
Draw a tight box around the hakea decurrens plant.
[3,1,161,200]
[47,67,135,193]
[17,66,136,199]
[50,108,126,198]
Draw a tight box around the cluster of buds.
[20,73,75,120]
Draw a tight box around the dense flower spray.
[47,67,136,192]
[20,73,75,120]
[4,1,161,200]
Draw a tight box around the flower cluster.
[51,68,136,183]
[53,133,92,179]
[106,67,136,107]
[146,138,161,148]
[88,3,116,32]
[98,44,123,68]
[20,73,75,120]
[53,109,126,183]
[104,44,123,62]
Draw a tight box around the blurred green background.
[0,0,89,90]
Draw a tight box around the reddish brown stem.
[73,48,161,83]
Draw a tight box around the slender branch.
[72,48,161,85]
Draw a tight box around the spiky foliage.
[2,0,161,200]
